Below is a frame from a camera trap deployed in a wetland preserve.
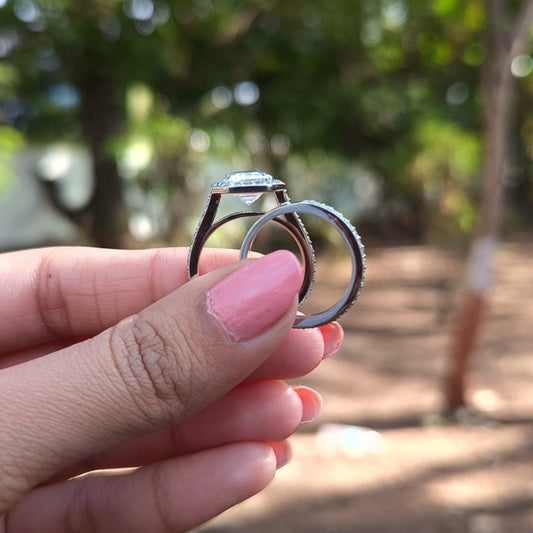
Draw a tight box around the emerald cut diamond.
[221,171,273,205]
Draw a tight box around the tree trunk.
[80,71,125,248]
[444,0,533,412]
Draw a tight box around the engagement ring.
[188,171,365,328]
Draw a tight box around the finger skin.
[0,326,326,380]
[0,246,327,381]
[0,247,242,354]
[52,380,305,481]
[0,339,88,369]
[4,442,278,533]
[248,326,324,380]
[0,253,301,512]
[0,247,177,353]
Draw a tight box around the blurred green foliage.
[0,124,23,193]
[0,0,531,245]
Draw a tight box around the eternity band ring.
[240,200,365,329]
[187,171,316,304]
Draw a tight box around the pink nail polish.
[206,250,303,342]
[319,322,344,359]
[294,386,323,424]
[270,440,293,469]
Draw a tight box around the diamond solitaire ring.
[187,171,316,304]
[188,171,365,328]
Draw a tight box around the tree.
[444,0,533,411]
[0,0,191,246]
[1,0,531,252]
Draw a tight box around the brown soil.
[200,243,533,533]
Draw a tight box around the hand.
[0,246,343,532]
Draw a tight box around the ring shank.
[189,209,315,303]
[239,201,365,328]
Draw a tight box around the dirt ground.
[199,242,533,533]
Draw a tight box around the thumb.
[0,250,302,512]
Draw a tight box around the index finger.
[0,246,240,353]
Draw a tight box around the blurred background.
[1,0,533,531]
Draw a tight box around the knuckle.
[109,312,196,423]
[35,250,73,337]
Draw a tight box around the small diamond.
[223,171,273,205]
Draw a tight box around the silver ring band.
[188,208,315,304]
[239,200,365,328]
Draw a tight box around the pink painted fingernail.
[319,322,344,359]
[294,386,323,424]
[206,250,303,343]
[270,440,293,469]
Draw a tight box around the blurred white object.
[0,144,93,250]
[36,143,93,211]
[315,423,384,459]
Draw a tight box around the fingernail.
[294,386,323,424]
[207,250,303,342]
[319,322,344,359]
[270,440,292,469]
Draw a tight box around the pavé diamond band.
[188,171,365,328]
[240,200,365,328]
